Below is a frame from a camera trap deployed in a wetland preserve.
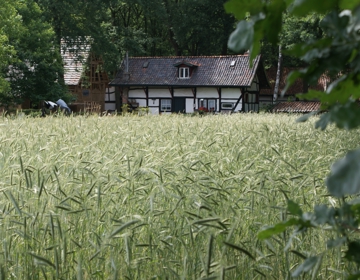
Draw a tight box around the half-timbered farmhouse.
[109,54,270,114]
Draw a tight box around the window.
[160,99,172,111]
[221,102,234,109]
[199,99,207,108]
[198,99,216,112]
[179,67,190,79]
[208,100,216,111]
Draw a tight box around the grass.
[0,113,358,279]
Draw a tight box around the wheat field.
[0,113,358,279]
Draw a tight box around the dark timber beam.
[232,88,243,113]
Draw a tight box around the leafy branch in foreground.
[258,198,360,278]
[226,0,360,278]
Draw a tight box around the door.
[172,97,186,113]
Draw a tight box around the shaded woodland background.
[0,0,324,107]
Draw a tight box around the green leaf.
[228,20,254,53]
[326,149,360,197]
[264,0,286,44]
[328,103,360,130]
[224,0,263,20]
[327,237,347,249]
[250,19,264,62]
[285,38,333,58]
[223,241,256,260]
[296,90,324,101]
[7,191,22,216]
[291,256,319,277]
[345,241,360,263]
[314,204,335,225]
[290,0,338,17]
[28,252,56,268]
[290,250,307,259]
[296,112,317,123]
[324,77,357,106]
[109,220,140,238]
[257,218,299,240]
[287,200,303,216]
[314,112,331,130]
[339,1,360,11]
[347,272,360,280]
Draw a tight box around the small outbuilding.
[62,39,110,112]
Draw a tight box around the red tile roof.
[61,39,91,86]
[109,55,270,88]
[272,101,321,113]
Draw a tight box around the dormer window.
[174,61,198,79]
[179,67,190,79]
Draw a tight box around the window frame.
[160,99,172,112]
[221,102,234,110]
[179,67,190,79]
[198,98,217,112]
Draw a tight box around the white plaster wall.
[186,98,194,113]
[174,88,193,97]
[129,89,146,98]
[197,87,218,98]
[148,88,171,98]
[137,99,147,107]
[222,88,241,98]
[149,99,159,106]
[149,107,159,115]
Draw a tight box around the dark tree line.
[0,0,325,108]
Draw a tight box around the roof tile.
[109,55,269,88]
[272,101,321,113]
[61,39,91,86]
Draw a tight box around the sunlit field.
[0,113,358,279]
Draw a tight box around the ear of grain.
[0,114,357,278]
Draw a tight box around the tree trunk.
[273,45,282,101]
[163,0,181,55]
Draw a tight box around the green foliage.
[0,0,21,97]
[1,0,67,107]
[326,149,360,197]
[121,103,129,114]
[226,0,360,278]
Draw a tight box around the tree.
[0,0,21,107]
[225,0,360,278]
[5,0,67,107]
[104,0,237,59]
[273,44,282,101]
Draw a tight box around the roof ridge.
[128,54,250,59]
